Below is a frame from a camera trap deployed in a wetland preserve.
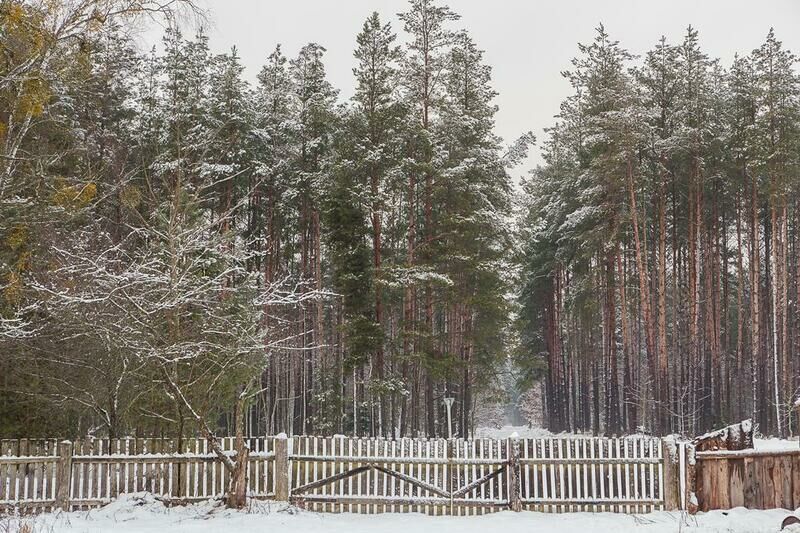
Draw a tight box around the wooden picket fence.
[0,437,276,513]
[0,435,683,516]
[518,436,668,513]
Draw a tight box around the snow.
[754,437,800,451]
[4,493,800,533]
[473,425,654,441]
[477,426,800,454]
[473,425,556,439]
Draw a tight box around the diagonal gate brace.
[291,461,510,502]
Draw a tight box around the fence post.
[274,433,289,502]
[55,440,73,512]
[662,437,681,511]
[663,437,697,514]
[684,443,698,514]
[507,437,522,512]
[446,439,454,514]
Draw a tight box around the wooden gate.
[288,436,510,515]
[286,436,666,515]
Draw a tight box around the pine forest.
[2,0,800,443]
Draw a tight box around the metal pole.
[444,397,454,439]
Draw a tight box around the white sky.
[157,0,800,173]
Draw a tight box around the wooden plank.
[729,458,745,508]
[716,457,730,510]
[694,457,706,511]
[531,439,539,511]
[629,439,637,512]
[589,438,597,512]
[764,455,778,509]
[8,440,19,503]
[293,463,371,496]
[778,455,792,509]
[374,464,454,498]
[55,441,73,511]
[615,438,622,512]
[296,494,506,507]
[792,455,800,509]
[653,438,661,512]
[548,438,554,513]
[0,446,6,502]
[560,439,568,511]
[752,457,772,509]
[453,464,506,498]
[19,439,28,502]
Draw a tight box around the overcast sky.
[159,0,800,172]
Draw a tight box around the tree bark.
[625,156,655,429]
[227,391,249,509]
[656,158,669,432]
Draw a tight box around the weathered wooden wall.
[696,450,800,511]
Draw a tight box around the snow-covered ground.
[473,424,556,439]
[3,493,800,533]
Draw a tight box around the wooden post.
[447,439,456,515]
[274,434,289,502]
[55,440,73,512]
[662,436,698,513]
[662,436,681,511]
[507,437,522,512]
[685,443,698,514]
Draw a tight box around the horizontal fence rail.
[1,435,678,516]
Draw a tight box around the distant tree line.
[517,25,800,437]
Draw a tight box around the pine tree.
[437,31,517,436]
[398,0,460,437]
[204,47,252,235]
[751,30,799,435]
[289,42,338,434]
[635,36,681,433]
[350,12,406,436]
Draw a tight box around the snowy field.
[2,493,800,533]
